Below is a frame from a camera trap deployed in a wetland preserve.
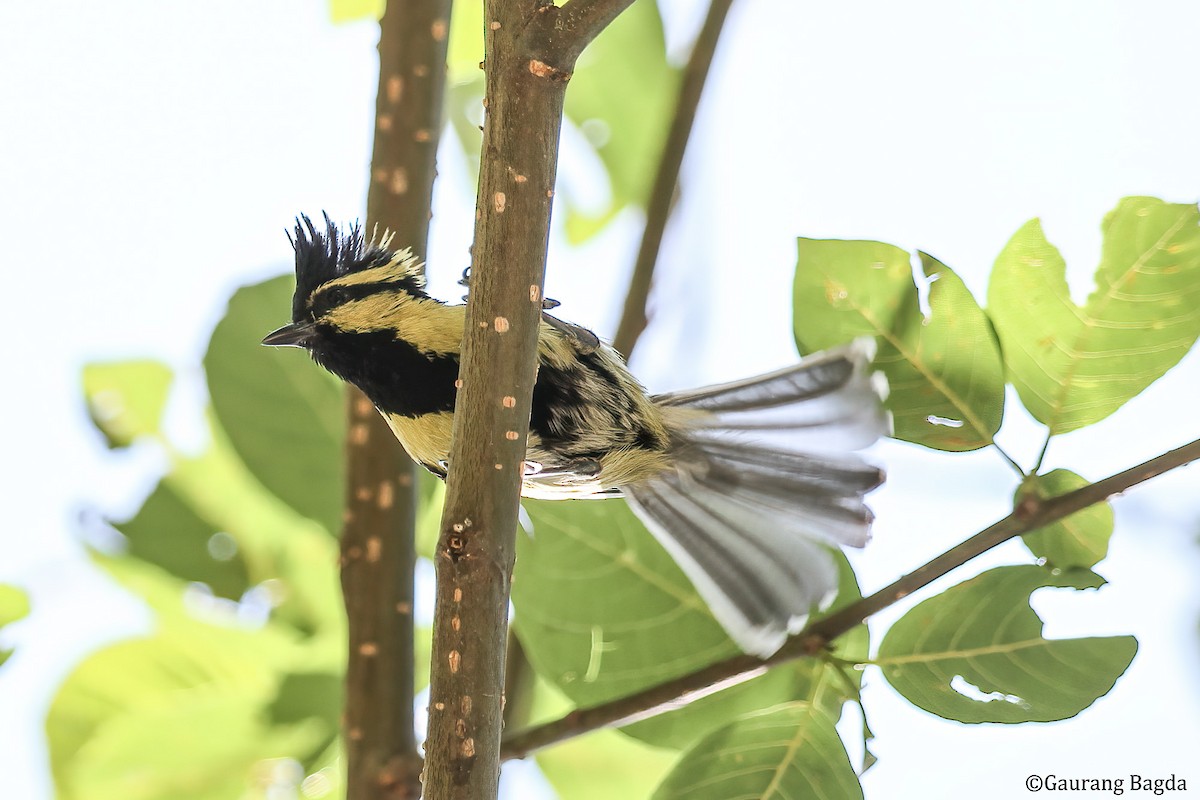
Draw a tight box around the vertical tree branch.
[612,0,736,358]
[342,2,452,799]
[423,2,634,796]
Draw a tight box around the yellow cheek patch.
[325,295,467,357]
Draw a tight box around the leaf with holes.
[651,703,862,800]
[877,565,1136,723]
[1019,470,1114,569]
[795,239,1004,450]
[989,197,1200,435]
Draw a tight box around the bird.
[263,215,889,657]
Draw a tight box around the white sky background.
[2,1,1199,798]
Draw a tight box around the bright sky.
[2,1,1199,798]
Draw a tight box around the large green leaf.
[988,198,1200,435]
[651,703,862,800]
[206,275,346,533]
[795,239,1004,450]
[83,360,172,448]
[877,565,1137,723]
[514,501,873,753]
[82,350,345,636]
[0,584,30,668]
[113,480,251,601]
[1019,469,1114,570]
[624,555,868,750]
[512,499,738,710]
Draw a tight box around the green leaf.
[538,728,677,800]
[83,360,173,448]
[1019,469,1114,569]
[988,198,1200,434]
[46,581,320,800]
[0,584,30,668]
[561,2,678,243]
[446,2,678,242]
[624,554,868,750]
[794,239,1004,450]
[512,499,738,710]
[113,480,251,600]
[206,275,346,533]
[328,0,381,23]
[877,565,1137,723]
[651,703,862,800]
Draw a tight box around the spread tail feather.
[625,340,888,657]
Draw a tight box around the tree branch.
[546,0,639,65]
[342,2,451,799]
[422,3,632,796]
[500,436,1200,760]
[612,0,736,358]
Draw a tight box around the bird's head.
[262,213,428,351]
[262,215,462,417]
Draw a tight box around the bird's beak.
[262,322,317,348]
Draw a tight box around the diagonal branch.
[612,0,736,358]
[341,2,451,799]
[500,435,1200,760]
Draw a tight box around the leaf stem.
[1033,432,1053,475]
[992,442,1026,478]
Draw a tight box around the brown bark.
[422,2,635,797]
[342,2,452,798]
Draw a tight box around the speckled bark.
[343,2,452,799]
[422,1,635,797]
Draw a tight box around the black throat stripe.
[314,329,459,418]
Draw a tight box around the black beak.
[262,322,317,348]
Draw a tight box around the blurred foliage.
[0,584,30,669]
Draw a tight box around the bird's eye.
[311,286,350,318]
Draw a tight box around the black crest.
[289,213,396,321]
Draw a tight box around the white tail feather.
[625,340,887,657]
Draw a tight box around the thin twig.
[342,2,452,798]
[500,436,1200,759]
[612,0,736,358]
